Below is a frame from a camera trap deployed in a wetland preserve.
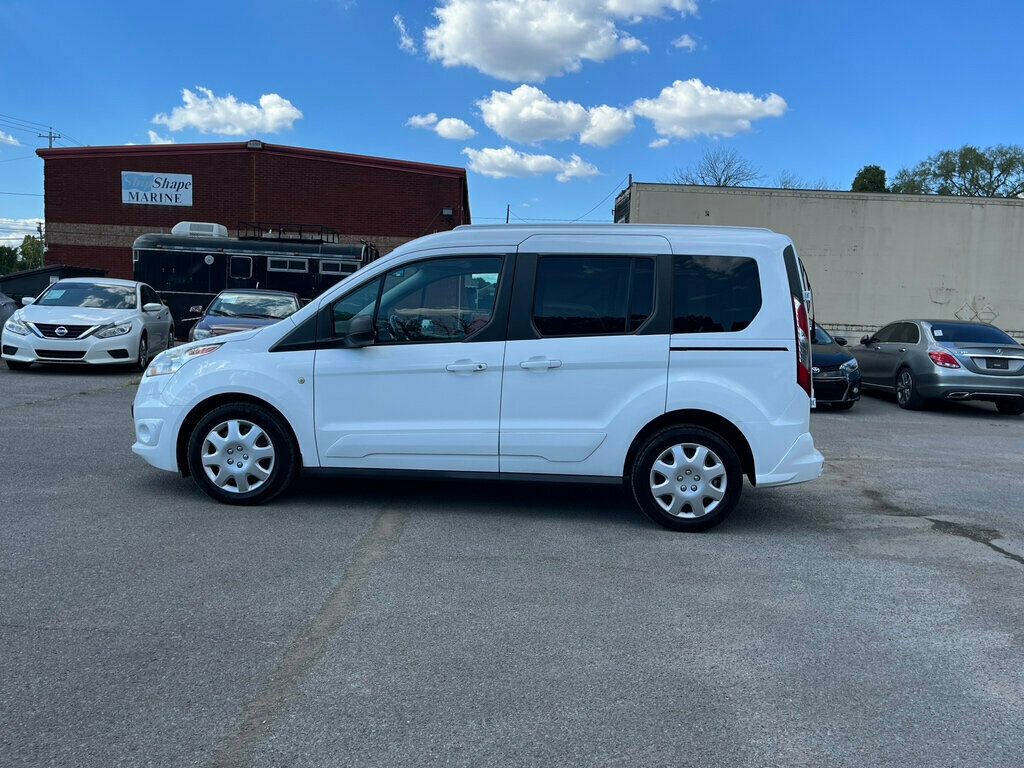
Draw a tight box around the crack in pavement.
[212,508,407,768]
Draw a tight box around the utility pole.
[505,203,510,224]
[38,128,61,148]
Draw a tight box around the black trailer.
[0,264,107,305]
[133,223,378,338]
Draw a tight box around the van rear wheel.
[630,426,743,532]
[187,403,298,505]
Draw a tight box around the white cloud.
[406,113,439,128]
[0,218,42,249]
[672,33,697,51]
[477,84,634,147]
[152,87,302,136]
[462,146,599,182]
[424,0,698,82]
[434,117,477,139]
[147,130,175,145]
[0,130,20,146]
[393,13,418,54]
[632,78,787,141]
[649,137,670,148]
[580,104,635,147]
[407,113,477,140]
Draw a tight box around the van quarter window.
[673,255,761,334]
[533,256,655,337]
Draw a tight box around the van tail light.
[794,297,812,397]
[928,349,961,369]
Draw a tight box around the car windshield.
[36,283,136,309]
[930,323,1017,345]
[207,292,299,320]
[812,325,834,345]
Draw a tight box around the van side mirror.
[21,296,34,306]
[834,336,847,346]
[344,314,375,348]
[860,335,872,346]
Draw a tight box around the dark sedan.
[0,292,16,326]
[188,290,301,342]
[812,325,861,410]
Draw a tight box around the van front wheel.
[187,403,298,505]
[630,426,743,532]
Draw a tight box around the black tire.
[895,367,926,410]
[187,402,298,505]
[630,426,743,532]
[996,400,1024,416]
[831,401,855,411]
[4,359,31,371]
[133,333,150,372]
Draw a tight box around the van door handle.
[520,358,562,370]
[899,348,907,353]
[445,361,487,372]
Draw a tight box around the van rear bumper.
[755,432,824,487]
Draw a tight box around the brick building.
[36,140,471,279]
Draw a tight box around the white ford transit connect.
[132,224,823,531]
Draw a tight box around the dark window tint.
[812,325,834,345]
[893,323,920,344]
[229,256,252,279]
[533,256,653,337]
[268,258,307,273]
[930,323,1017,345]
[673,255,761,333]
[873,324,899,343]
[377,257,501,343]
[331,278,381,337]
[142,286,161,306]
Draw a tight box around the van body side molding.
[670,346,791,352]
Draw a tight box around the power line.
[0,154,38,163]
[0,191,44,197]
[570,173,629,222]
[0,112,50,130]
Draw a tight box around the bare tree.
[774,170,836,190]
[671,147,762,187]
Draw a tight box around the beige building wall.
[624,184,1024,337]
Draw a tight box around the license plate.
[987,358,1009,370]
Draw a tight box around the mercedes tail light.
[928,349,960,369]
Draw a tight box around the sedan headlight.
[145,344,221,377]
[192,326,213,340]
[95,322,133,339]
[3,315,29,336]
[840,358,859,373]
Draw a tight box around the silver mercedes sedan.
[853,320,1024,414]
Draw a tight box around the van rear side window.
[673,255,761,334]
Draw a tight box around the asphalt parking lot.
[1,365,1023,768]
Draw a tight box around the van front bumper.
[756,432,824,487]
[131,376,187,473]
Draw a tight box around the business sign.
[121,171,193,206]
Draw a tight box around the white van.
[132,224,823,531]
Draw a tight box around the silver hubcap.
[649,443,727,518]
[897,371,912,404]
[201,419,275,494]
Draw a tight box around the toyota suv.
[131,224,823,531]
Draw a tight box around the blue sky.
[2,0,1023,240]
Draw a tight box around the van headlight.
[4,315,29,336]
[145,344,221,377]
[840,358,859,373]
[95,322,133,339]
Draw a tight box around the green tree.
[851,165,887,192]
[889,144,1024,197]
[0,245,19,275]
[18,235,44,270]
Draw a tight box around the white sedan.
[1,278,173,371]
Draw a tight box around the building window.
[229,256,252,279]
[532,256,654,338]
[268,258,308,273]
[319,260,343,274]
[673,255,762,334]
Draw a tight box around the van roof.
[386,223,791,262]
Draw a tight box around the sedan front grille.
[32,323,93,339]
[36,349,87,360]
